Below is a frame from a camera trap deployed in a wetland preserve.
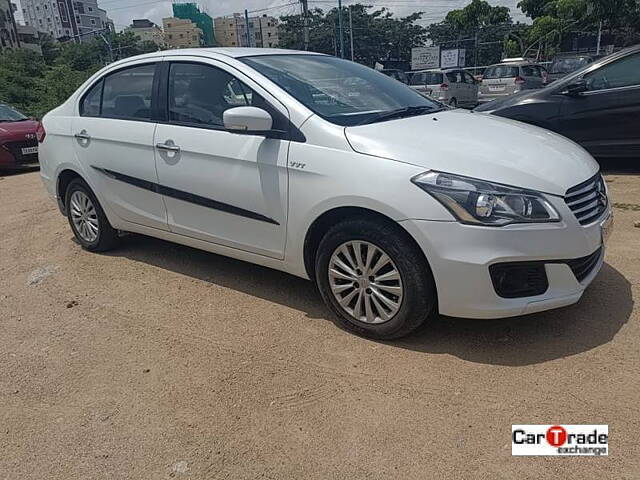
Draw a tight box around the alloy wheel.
[70,190,99,243]
[328,241,403,324]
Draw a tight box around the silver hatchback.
[478,60,547,104]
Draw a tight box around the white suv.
[38,49,612,339]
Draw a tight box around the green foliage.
[427,0,516,66]
[0,31,164,118]
[278,4,428,66]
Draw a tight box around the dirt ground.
[0,169,638,479]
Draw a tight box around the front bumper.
[400,206,612,319]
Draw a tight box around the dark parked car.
[0,104,40,170]
[475,44,640,160]
[548,55,595,83]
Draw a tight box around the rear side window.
[521,65,541,77]
[424,72,443,85]
[80,79,103,117]
[446,71,463,83]
[101,64,155,120]
[409,72,425,86]
[483,65,519,79]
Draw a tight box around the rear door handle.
[74,130,91,141]
[155,141,180,153]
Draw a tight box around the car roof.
[412,68,460,73]
[105,48,325,68]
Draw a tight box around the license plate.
[488,85,505,92]
[601,212,613,245]
[21,146,38,155]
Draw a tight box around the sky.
[13,0,529,31]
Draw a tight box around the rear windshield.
[483,65,519,79]
[550,58,590,74]
[410,72,443,85]
[0,104,28,121]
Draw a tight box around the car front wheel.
[315,218,436,339]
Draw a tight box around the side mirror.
[564,79,588,96]
[223,106,273,135]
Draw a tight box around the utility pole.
[596,20,602,55]
[300,0,309,51]
[348,5,354,61]
[244,9,251,47]
[337,0,344,58]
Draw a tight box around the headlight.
[411,171,561,226]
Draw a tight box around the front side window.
[101,64,155,120]
[584,53,640,91]
[168,63,262,127]
[242,55,440,126]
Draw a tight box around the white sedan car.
[37,48,612,339]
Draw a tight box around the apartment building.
[126,19,166,48]
[172,3,213,46]
[16,24,41,53]
[163,17,202,49]
[21,0,113,41]
[213,13,278,48]
[0,0,19,49]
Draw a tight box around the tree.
[278,4,428,66]
[0,49,46,115]
[427,0,516,66]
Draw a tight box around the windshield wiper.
[356,106,439,126]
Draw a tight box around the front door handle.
[155,141,180,153]
[74,130,91,141]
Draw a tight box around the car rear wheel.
[315,218,436,339]
[65,178,119,252]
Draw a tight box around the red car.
[0,104,40,170]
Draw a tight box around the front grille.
[3,140,39,164]
[564,173,607,225]
[566,247,602,282]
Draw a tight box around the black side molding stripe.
[92,166,280,225]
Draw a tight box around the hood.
[0,119,38,139]
[474,90,540,112]
[344,109,598,196]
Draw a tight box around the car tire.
[315,218,436,339]
[65,178,119,252]
[449,98,457,108]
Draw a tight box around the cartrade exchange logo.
[512,425,608,456]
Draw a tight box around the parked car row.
[382,53,604,107]
[475,44,640,160]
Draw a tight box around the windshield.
[483,65,519,79]
[0,104,28,122]
[550,57,590,74]
[241,55,440,126]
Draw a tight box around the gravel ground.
[1,169,638,479]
